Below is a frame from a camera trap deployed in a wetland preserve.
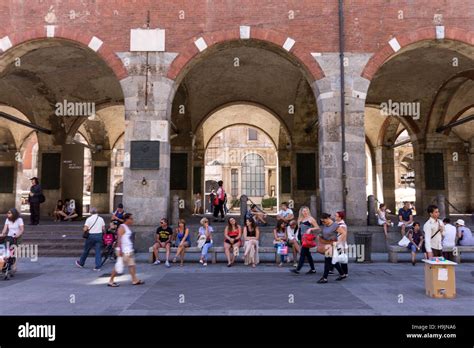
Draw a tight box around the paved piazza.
[1,255,472,316]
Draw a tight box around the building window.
[231,169,238,196]
[241,153,265,197]
[248,128,258,141]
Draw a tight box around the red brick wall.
[1,0,473,80]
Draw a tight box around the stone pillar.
[310,194,317,220]
[240,194,248,226]
[313,53,371,225]
[119,52,177,226]
[375,145,396,210]
[171,194,180,226]
[367,194,377,225]
[437,193,446,220]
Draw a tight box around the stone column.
[313,53,371,225]
[119,52,177,226]
[375,145,396,210]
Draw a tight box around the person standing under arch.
[213,181,226,222]
[28,177,43,225]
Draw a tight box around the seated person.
[455,219,474,246]
[286,219,300,267]
[273,220,288,267]
[376,203,393,238]
[224,217,242,267]
[276,202,294,224]
[62,199,78,221]
[111,203,125,225]
[398,201,413,236]
[249,204,267,225]
[153,218,173,267]
[53,200,66,222]
[406,222,424,266]
[173,219,191,266]
[442,218,457,261]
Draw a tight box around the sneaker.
[278,262,283,267]
[199,259,204,264]
[305,269,316,275]
[75,260,84,268]
[336,275,347,281]
[203,262,207,267]
[165,261,170,268]
[153,260,161,265]
[93,268,101,272]
[317,277,328,284]
[293,262,298,267]
[290,269,300,274]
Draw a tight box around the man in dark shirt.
[29,177,43,225]
[398,201,414,236]
[152,218,173,267]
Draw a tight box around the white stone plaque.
[130,29,165,52]
[150,120,169,142]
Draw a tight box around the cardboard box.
[422,259,457,299]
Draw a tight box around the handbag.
[83,216,99,239]
[302,233,316,248]
[316,236,332,254]
[277,243,288,255]
[115,256,124,274]
[398,235,410,247]
[332,246,348,264]
[197,235,207,249]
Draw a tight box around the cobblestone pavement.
[0,254,472,316]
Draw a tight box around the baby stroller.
[100,226,117,267]
[0,237,17,280]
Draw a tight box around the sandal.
[133,280,145,285]
[107,282,120,287]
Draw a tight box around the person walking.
[213,180,226,222]
[317,213,346,284]
[423,205,444,258]
[335,211,349,276]
[28,177,43,225]
[209,190,216,214]
[108,213,144,287]
[290,206,319,275]
[75,208,106,271]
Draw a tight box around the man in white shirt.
[442,218,457,261]
[75,208,106,271]
[277,202,294,223]
[423,205,444,258]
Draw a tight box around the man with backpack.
[213,181,226,222]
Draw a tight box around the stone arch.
[1,29,127,80]
[167,28,324,84]
[361,27,474,81]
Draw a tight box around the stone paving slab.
[0,255,471,316]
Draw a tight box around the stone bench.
[388,245,474,263]
[149,245,318,264]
